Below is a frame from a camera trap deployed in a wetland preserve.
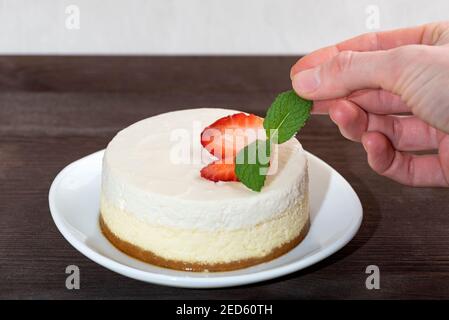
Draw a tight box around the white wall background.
[0,0,448,55]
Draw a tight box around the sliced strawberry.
[200,160,238,182]
[201,113,264,159]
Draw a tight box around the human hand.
[291,22,449,187]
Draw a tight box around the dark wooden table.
[0,56,448,299]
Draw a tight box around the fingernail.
[362,140,368,152]
[361,134,369,152]
[292,67,321,93]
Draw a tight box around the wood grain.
[0,56,448,299]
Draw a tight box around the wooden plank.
[0,56,448,299]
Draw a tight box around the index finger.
[290,22,444,77]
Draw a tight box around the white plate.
[49,150,362,288]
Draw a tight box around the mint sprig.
[264,90,313,144]
[235,140,271,192]
[235,90,311,192]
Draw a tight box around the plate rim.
[49,149,363,288]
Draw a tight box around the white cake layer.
[101,108,308,231]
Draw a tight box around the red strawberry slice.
[200,160,238,182]
[201,113,264,159]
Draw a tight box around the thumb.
[291,49,398,100]
[292,45,449,133]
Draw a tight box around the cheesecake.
[100,108,309,271]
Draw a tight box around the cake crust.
[99,214,310,272]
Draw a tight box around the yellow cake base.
[100,214,309,272]
[99,191,309,272]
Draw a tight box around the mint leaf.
[263,90,312,144]
[235,140,271,192]
[233,90,312,192]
